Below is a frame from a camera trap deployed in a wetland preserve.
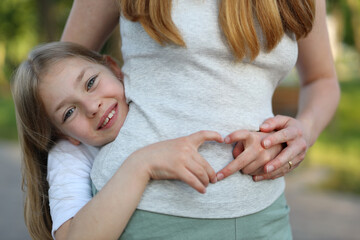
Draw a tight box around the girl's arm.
[61,0,119,51]
[55,131,223,240]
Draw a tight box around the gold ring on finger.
[288,161,293,170]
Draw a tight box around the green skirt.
[92,184,291,239]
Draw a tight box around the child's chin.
[97,138,116,147]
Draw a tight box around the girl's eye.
[63,107,75,122]
[87,75,98,91]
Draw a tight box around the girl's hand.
[253,115,309,181]
[216,130,282,181]
[129,130,224,194]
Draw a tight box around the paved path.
[286,167,360,240]
[1,141,359,240]
[0,141,30,240]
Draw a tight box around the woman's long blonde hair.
[12,1,315,238]
[11,42,107,240]
[119,0,315,60]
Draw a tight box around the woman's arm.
[254,0,340,179]
[55,131,223,240]
[215,0,340,181]
[61,0,119,51]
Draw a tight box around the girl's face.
[39,57,128,147]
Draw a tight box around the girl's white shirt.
[47,140,99,238]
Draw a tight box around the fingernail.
[212,177,217,183]
[263,139,271,148]
[261,123,269,129]
[224,136,230,144]
[266,165,274,173]
[254,176,263,181]
[217,173,224,181]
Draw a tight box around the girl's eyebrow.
[75,66,94,85]
[75,67,87,84]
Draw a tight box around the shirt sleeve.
[47,140,98,239]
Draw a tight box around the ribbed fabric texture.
[91,0,297,218]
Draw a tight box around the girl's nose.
[83,99,102,118]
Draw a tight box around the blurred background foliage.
[0,0,359,194]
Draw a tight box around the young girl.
[61,0,340,239]
[12,41,225,239]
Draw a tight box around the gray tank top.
[91,0,297,218]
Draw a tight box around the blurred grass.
[307,79,360,194]
[0,79,359,194]
[0,93,17,140]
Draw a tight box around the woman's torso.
[91,0,298,218]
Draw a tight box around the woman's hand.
[216,130,282,181]
[251,115,309,180]
[250,0,340,181]
[129,130,224,194]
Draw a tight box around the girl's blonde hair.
[119,0,315,60]
[12,1,315,238]
[11,42,107,240]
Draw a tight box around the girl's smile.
[98,103,118,130]
[39,57,128,146]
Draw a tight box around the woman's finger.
[253,153,303,181]
[241,143,282,175]
[250,166,265,176]
[263,140,305,173]
[253,165,286,181]
[259,115,289,133]
[261,127,299,149]
[224,130,251,144]
[255,165,290,181]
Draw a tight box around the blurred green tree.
[0,0,73,95]
[327,0,360,52]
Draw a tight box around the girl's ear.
[66,136,81,146]
[103,55,123,80]
[54,129,81,145]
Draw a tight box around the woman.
[59,0,339,239]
